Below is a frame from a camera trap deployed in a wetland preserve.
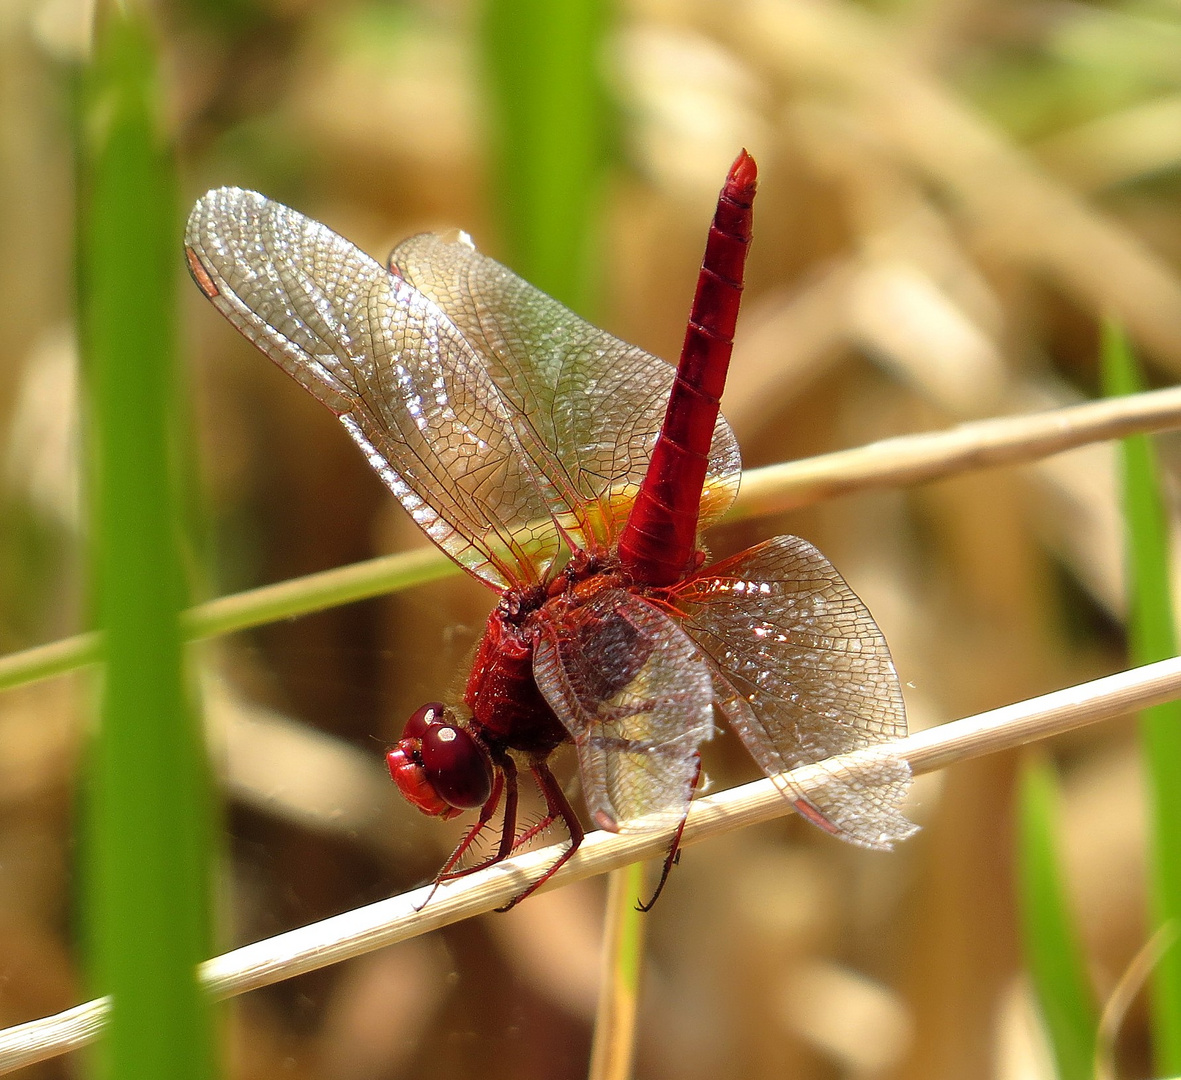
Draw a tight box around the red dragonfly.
[185,151,915,909]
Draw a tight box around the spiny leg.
[508,794,566,853]
[413,758,518,912]
[496,760,585,912]
[437,754,519,881]
[636,754,701,912]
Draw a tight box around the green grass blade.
[1100,320,1181,1073]
[478,0,613,312]
[78,5,215,1078]
[1016,758,1098,1080]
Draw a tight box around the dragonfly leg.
[418,756,519,907]
[436,754,519,882]
[636,753,701,912]
[496,760,584,912]
[508,798,563,852]
[413,757,519,911]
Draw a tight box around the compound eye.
[386,744,460,819]
[402,701,445,742]
[419,725,493,810]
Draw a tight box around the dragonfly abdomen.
[618,150,757,587]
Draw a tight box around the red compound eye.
[419,724,492,810]
[401,701,445,741]
[386,744,458,818]
[388,703,492,815]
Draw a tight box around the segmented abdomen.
[617,150,758,587]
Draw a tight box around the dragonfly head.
[387,702,493,819]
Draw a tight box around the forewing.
[185,188,565,587]
[675,535,916,848]
[532,590,713,832]
[390,234,742,548]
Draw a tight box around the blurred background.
[3,0,1181,1077]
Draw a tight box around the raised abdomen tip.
[727,149,758,196]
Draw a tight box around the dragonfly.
[185,151,916,910]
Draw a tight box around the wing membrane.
[186,188,565,586]
[532,590,714,832]
[675,535,916,848]
[390,234,742,549]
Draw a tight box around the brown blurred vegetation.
[3,0,1181,1077]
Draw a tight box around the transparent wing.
[185,187,572,588]
[675,535,916,848]
[532,589,714,832]
[389,234,742,550]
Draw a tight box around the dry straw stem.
[588,865,646,1080]
[2,384,1181,692]
[2,654,1180,1073]
[730,383,1181,522]
[1094,924,1178,1080]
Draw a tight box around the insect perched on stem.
[185,151,916,910]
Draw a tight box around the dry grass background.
[3,0,1181,1077]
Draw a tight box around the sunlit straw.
[4,385,1181,692]
[1,654,1179,1073]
